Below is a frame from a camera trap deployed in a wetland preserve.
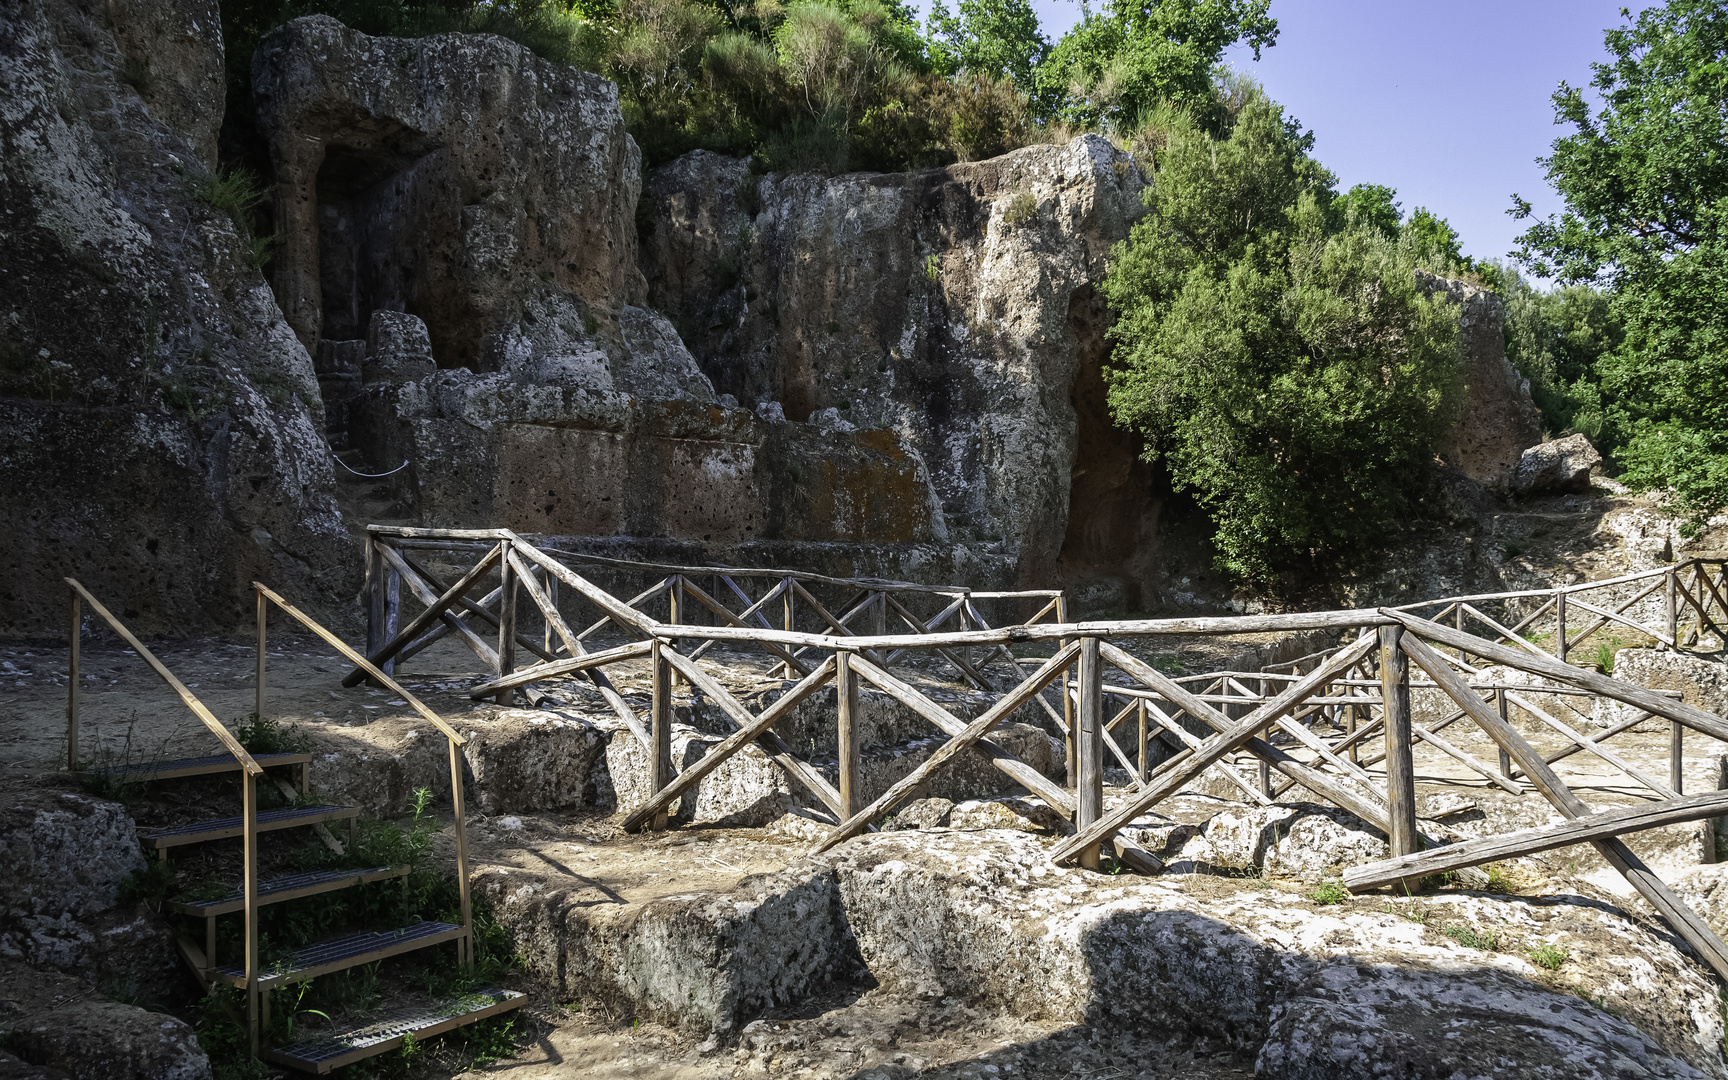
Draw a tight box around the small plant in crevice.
[1441,924,1499,951]
[1308,880,1348,905]
[1529,942,1570,970]
[1382,902,1430,924]
[1000,191,1037,230]
[232,711,308,756]
[118,857,178,911]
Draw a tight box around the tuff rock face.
[642,138,1152,593]
[0,790,177,1001]
[0,960,211,1080]
[481,827,1724,1078]
[0,0,351,634]
[1423,273,1545,491]
[252,16,646,368]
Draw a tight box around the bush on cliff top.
[1102,90,1466,584]
[219,0,1281,172]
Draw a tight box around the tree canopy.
[1101,92,1465,583]
[1513,0,1728,529]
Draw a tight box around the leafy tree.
[1403,206,1467,267]
[1034,0,1277,128]
[1337,183,1400,239]
[1102,91,1464,582]
[1495,262,1621,440]
[926,0,1048,91]
[1513,0,1728,527]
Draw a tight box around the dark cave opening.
[1055,286,1164,615]
[313,137,474,368]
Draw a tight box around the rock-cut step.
[139,804,359,852]
[167,866,408,917]
[263,989,525,1074]
[213,921,465,990]
[91,751,312,782]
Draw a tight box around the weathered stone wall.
[252,16,646,370]
[0,0,351,636]
[643,139,1150,593]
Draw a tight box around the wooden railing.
[68,533,1728,998]
[62,579,269,1051]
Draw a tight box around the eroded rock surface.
[0,961,210,1080]
[0,790,174,995]
[481,826,1724,1077]
[1,0,350,634]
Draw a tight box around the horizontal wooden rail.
[467,641,654,696]
[1345,789,1728,892]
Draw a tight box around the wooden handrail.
[251,582,467,747]
[64,578,264,776]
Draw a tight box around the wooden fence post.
[1496,689,1513,780]
[782,579,795,680]
[365,537,401,685]
[837,651,860,820]
[1556,589,1568,663]
[669,576,683,689]
[649,639,672,831]
[1137,699,1149,783]
[449,737,474,965]
[1667,565,1680,649]
[243,769,259,1055]
[1378,625,1418,859]
[495,541,515,705]
[1058,596,1075,787]
[1673,720,1685,797]
[1076,635,1103,869]
[66,588,80,771]
[544,575,558,656]
[255,590,267,724]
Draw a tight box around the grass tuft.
[1529,942,1569,970]
[1308,880,1349,905]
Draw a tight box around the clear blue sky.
[929,0,1639,273]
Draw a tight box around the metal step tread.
[263,989,524,1074]
[213,921,462,989]
[167,866,407,917]
[140,804,358,848]
[90,752,310,781]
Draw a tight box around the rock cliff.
[0,0,349,634]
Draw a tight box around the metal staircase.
[65,578,523,1074]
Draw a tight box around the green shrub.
[1102,90,1463,584]
[1308,880,1348,905]
[1441,924,1499,951]
[1529,942,1569,970]
[232,711,308,756]
[1001,191,1037,229]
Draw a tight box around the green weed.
[117,857,177,909]
[1441,924,1499,951]
[1529,942,1570,970]
[232,711,308,756]
[1001,191,1037,229]
[1308,880,1349,905]
[1382,902,1430,924]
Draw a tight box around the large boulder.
[0,961,210,1080]
[1513,433,1604,496]
[0,789,175,997]
[0,0,352,635]
[482,827,1726,1076]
